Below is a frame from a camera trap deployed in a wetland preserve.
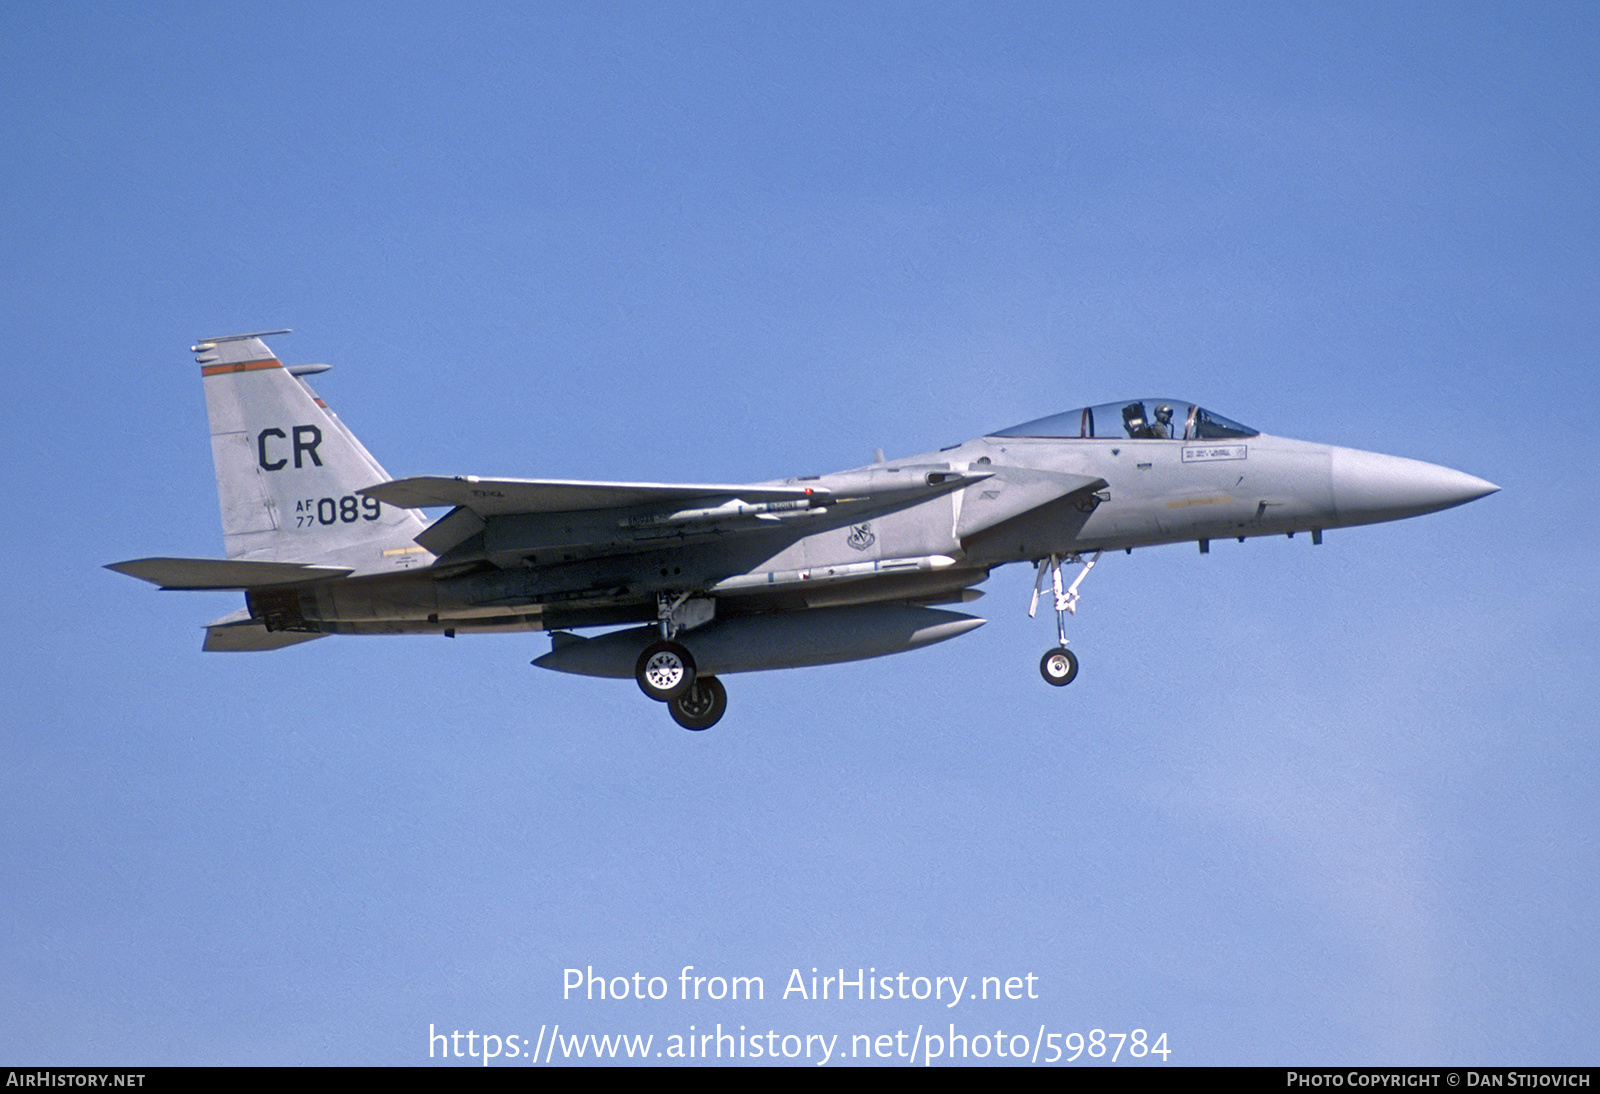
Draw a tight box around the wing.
[362,476,837,565]
[361,470,996,566]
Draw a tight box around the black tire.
[669,675,727,731]
[635,640,696,701]
[1039,647,1078,687]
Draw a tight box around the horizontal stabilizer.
[362,476,828,516]
[203,609,327,651]
[106,557,351,590]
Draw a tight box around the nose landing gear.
[1029,551,1100,688]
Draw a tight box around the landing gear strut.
[1029,551,1100,687]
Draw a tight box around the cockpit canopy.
[991,399,1258,441]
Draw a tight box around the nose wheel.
[1039,647,1078,686]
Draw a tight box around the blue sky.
[3,1,1596,1066]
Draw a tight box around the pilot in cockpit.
[1152,404,1174,439]
[1122,401,1175,440]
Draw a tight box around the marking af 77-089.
[109,331,1498,729]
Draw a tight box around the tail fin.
[193,331,431,569]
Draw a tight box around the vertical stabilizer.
[193,332,432,569]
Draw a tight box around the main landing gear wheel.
[1040,647,1079,687]
[669,676,727,731]
[635,640,696,702]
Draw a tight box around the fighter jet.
[109,331,1498,729]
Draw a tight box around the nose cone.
[1330,448,1499,525]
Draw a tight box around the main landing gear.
[1030,551,1100,688]
[633,594,728,730]
[633,641,728,730]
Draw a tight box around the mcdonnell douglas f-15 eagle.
[109,331,1498,729]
